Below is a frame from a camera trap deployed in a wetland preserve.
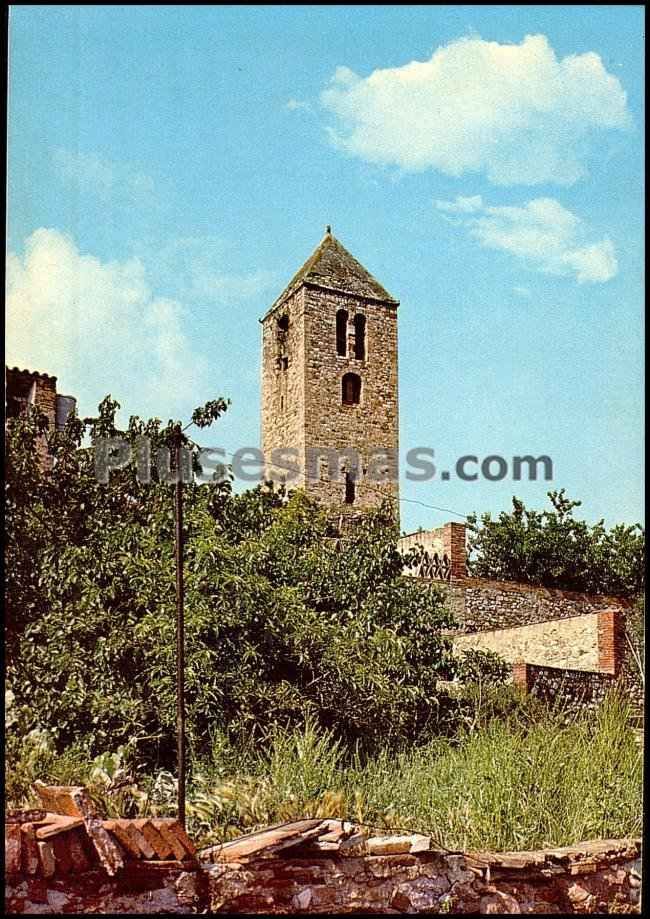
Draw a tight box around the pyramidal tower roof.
[265,227,398,317]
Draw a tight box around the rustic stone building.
[260,228,399,517]
[5,366,76,471]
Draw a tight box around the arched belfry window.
[342,372,361,406]
[277,314,289,333]
[336,309,348,356]
[354,314,366,360]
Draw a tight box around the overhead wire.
[201,445,473,524]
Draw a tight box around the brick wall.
[598,609,625,676]
[6,367,59,471]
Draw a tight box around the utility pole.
[173,423,186,829]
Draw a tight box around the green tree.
[6,396,463,767]
[466,490,644,597]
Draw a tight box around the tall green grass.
[6,692,642,853]
[185,691,643,850]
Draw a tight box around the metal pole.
[174,424,186,829]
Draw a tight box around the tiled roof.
[264,228,398,318]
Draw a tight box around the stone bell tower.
[260,227,399,517]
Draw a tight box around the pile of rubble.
[199,818,431,863]
[5,781,196,880]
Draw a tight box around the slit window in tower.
[354,314,366,360]
[342,372,361,405]
[336,309,348,356]
[345,472,356,505]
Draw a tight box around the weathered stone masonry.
[512,662,618,707]
[447,577,630,635]
[453,612,602,672]
[261,229,399,516]
[399,522,631,688]
[5,838,642,914]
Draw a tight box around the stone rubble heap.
[5,781,196,880]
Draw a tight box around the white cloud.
[286,98,311,112]
[53,149,156,207]
[148,236,280,304]
[434,195,618,283]
[436,195,484,214]
[6,229,210,420]
[513,285,531,298]
[321,34,631,185]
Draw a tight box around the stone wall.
[446,577,631,634]
[6,839,641,914]
[401,522,631,700]
[5,863,205,914]
[400,522,630,638]
[512,661,618,708]
[301,285,399,514]
[453,612,602,672]
[261,287,307,489]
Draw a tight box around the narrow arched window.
[345,472,356,505]
[277,314,289,333]
[354,314,366,360]
[342,372,361,405]
[336,309,348,356]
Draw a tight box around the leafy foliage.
[455,648,510,686]
[467,490,644,597]
[6,396,464,769]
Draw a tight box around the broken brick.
[21,823,41,875]
[5,823,22,874]
[37,840,56,878]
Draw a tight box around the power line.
[206,446,472,523]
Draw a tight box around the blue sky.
[6,5,644,533]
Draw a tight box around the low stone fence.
[512,662,618,708]
[5,863,205,914]
[5,838,641,913]
[205,839,642,914]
